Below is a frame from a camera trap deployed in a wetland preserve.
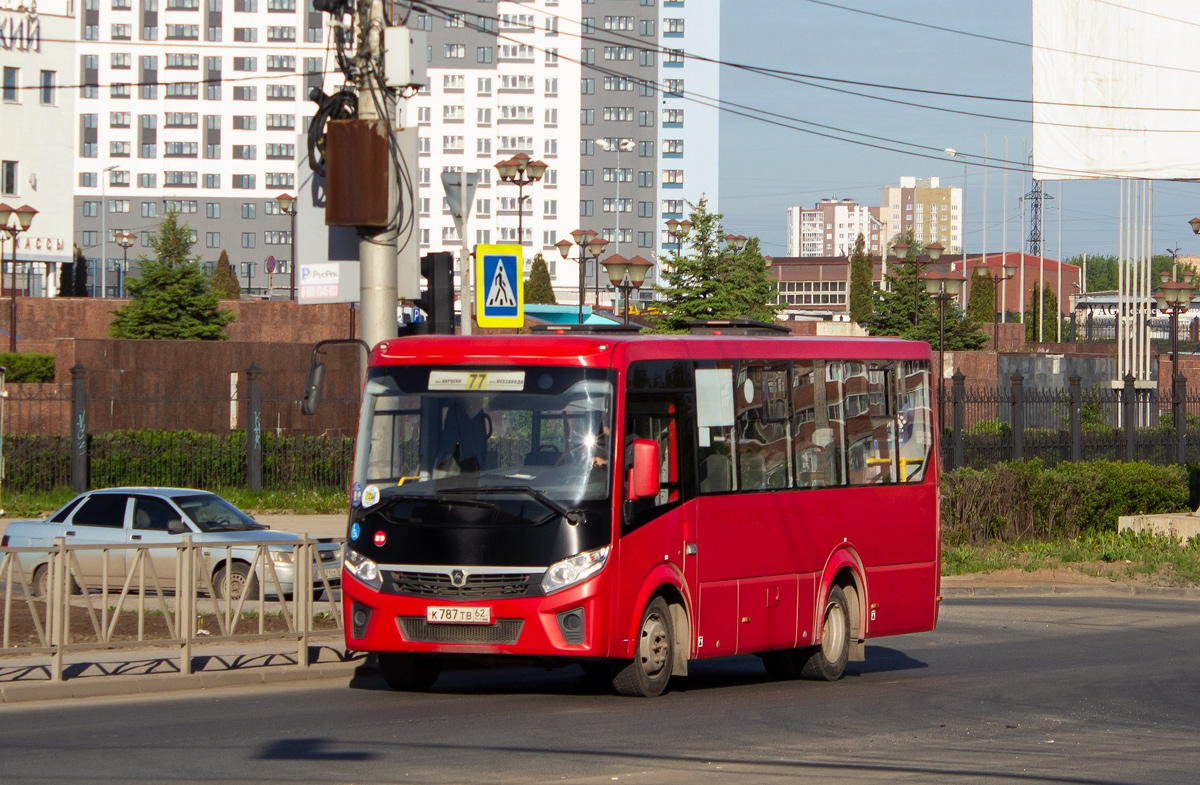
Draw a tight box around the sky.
[717,0,1200,262]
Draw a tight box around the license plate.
[323,567,341,580]
[426,606,492,624]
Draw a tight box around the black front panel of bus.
[349,503,612,568]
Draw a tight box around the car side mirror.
[168,519,189,535]
[628,439,661,499]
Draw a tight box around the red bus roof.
[372,334,932,369]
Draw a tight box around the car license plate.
[426,606,492,624]
[323,567,341,580]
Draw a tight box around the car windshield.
[175,494,264,532]
[353,366,614,507]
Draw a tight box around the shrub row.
[941,460,1189,546]
[0,352,55,383]
[3,429,354,492]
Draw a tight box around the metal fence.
[0,536,346,681]
[1,363,359,494]
[942,371,1197,470]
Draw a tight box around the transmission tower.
[1022,179,1054,257]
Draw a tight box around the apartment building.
[878,176,962,255]
[415,0,720,306]
[785,198,882,258]
[62,0,719,304]
[2,0,77,296]
[71,0,335,297]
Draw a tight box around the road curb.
[0,660,363,704]
[941,584,1200,598]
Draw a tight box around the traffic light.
[415,252,455,335]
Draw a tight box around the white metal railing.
[0,535,346,681]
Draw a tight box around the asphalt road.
[1,593,1197,785]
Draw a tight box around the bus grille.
[398,617,524,644]
[385,570,540,599]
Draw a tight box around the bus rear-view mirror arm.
[301,338,370,415]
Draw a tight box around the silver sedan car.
[3,487,342,600]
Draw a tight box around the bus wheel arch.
[818,548,867,658]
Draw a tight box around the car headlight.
[270,550,294,565]
[541,546,610,595]
[345,548,382,591]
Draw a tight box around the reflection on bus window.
[735,362,790,491]
[898,360,932,481]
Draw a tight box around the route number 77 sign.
[475,244,524,328]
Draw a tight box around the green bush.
[941,460,1189,546]
[968,418,1011,437]
[0,352,55,383]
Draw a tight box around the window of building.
[241,232,256,248]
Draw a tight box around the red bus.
[341,330,940,696]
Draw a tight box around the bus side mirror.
[629,439,661,499]
[300,361,326,416]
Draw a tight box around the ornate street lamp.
[557,230,607,324]
[665,218,692,257]
[275,192,297,300]
[601,254,653,324]
[495,153,548,250]
[115,230,136,298]
[0,204,37,351]
[725,233,748,252]
[921,266,966,421]
[895,240,942,327]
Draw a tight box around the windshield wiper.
[373,492,501,517]
[439,486,581,524]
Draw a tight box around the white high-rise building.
[785,199,881,258]
[63,0,722,305]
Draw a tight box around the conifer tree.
[966,268,996,323]
[848,233,874,323]
[108,211,235,340]
[210,249,242,299]
[1024,283,1060,343]
[652,198,779,332]
[524,253,557,304]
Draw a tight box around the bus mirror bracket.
[629,439,661,499]
[301,338,371,415]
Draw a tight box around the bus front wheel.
[612,597,674,697]
[379,654,440,692]
[799,585,851,681]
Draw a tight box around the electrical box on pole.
[415,252,455,335]
[383,27,428,89]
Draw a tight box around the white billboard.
[1032,0,1200,181]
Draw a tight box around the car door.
[127,494,191,593]
[64,493,131,588]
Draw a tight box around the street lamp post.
[596,138,635,291]
[895,240,943,327]
[115,231,136,298]
[921,267,966,424]
[276,193,297,300]
[987,259,1017,323]
[665,218,692,256]
[557,230,607,324]
[495,153,548,251]
[601,255,653,324]
[100,164,119,298]
[0,204,38,352]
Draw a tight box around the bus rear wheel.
[612,597,674,697]
[378,654,440,692]
[799,585,851,681]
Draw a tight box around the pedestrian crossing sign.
[475,244,524,328]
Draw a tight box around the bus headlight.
[345,548,382,591]
[541,546,610,595]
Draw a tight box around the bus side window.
[898,360,933,481]
[792,360,844,488]
[696,363,735,494]
[846,362,897,485]
[623,407,680,529]
[735,361,790,491]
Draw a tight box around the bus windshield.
[353,366,614,507]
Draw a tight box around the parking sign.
[475,244,524,328]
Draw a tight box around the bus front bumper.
[341,572,611,658]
